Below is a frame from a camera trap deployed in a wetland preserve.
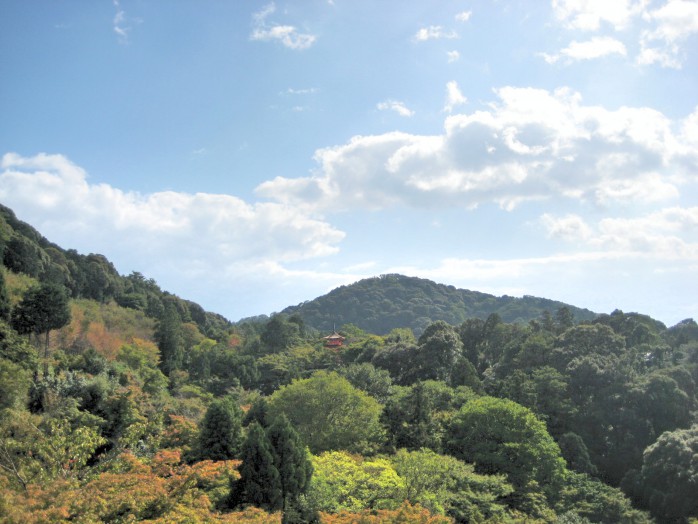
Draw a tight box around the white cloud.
[638,0,698,68]
[414,25,458,41]
[540,213,593,241]
[447,50,460,62]
[113,0,130,43]
[541,36,627,63]
[444,81,467,113]
[0,152,344,267]
[250,2,317,50]
[456,11,472,22]
[377,99,415,117]
[541,207,698,259]
[256,87,697,213]
[551,0,647,31]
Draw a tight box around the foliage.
[445,396,566,495]
[0,203,696,522]
[196,396,244,461]
[556,471,653,524]
[282,274,595,335]
[391,448,514,522]
[624,424,698,522]
[318,501,453,524]
[303,450,405,514]
[268,371,385,454]
[11,282,71,355]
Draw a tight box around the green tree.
[302,450,405,514]
[155,301,184,376]
[557,471,652,524]
[260,315,301,354]
[197,397,243,461]
[10,282,71,362]
[265,414,312,513]
[230,422,282,511]
[0,271,10,321]
[268,371,384,454]
[338,362,394,403]
[625,424,698,522]
[414,321,463,383]
[445,396,566,494]
[391,448,513,522]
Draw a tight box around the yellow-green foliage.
[2,267,38,306]
[305,451,405,513]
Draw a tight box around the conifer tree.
[0,270,10,321]
[197,397,243,460]
[155,301,184,375]
[266,414,312,511]
[231,422,283,511]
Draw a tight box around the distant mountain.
[282,274,597,335]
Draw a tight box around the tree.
[260,315,301,354]
[265,414,312,513]
[303,451,405,514]
[0,271,10,321]
[625,424,698,522]
[268,371,384,454]
[155,301,184,376]
[197,397,244,461]
[10,282,71,360]
[413,321,463,383]
[230,422,283,512]
[445,396,566,494]
[391,448,514,522]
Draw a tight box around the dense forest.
[281,274,596,335]
[1,203,697,523]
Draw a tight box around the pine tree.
[0,270,10,321]
[266,414,312,511]
[231,422,282,511]
[155,301,184,375]
[197,397,243,460]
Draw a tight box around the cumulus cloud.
[414,25,458,41]
[551,0,646,31]
[541,207,698,259]
[0,153,344,268]
[444,81,467,113]
[541,36,627,63]
[638,0,698,68]
[250,2,316,50]
[377,99,415,117]
[550,0,698,68]
[256,86,697,213]
[447,50,460,62]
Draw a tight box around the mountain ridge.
[282,273,597,335]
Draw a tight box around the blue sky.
[1,1,697,326]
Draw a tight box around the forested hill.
[282,274,597,335]
[0,203,231,339]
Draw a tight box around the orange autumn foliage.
[319,501,454,524]
[0,450,257,523]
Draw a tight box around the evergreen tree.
[155,301,184,375]
[266,414,312,512]
[10,282,71,366]
[243,397,271,428]
[230,422,282,511]
[197,397,243,460]
[0,270,10,321]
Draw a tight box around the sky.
[1,0,697,327]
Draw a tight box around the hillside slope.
[282,273,596,335]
